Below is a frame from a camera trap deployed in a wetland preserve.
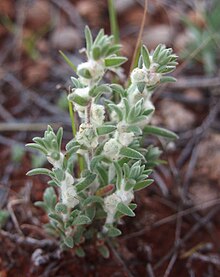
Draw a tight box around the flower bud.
[130,68,146,84]
[77,60,105,86]
[103,138,121,160]
[76,123,98,149]
[116,189,133,204]
[118,132,134,146]
[47,152,64,168]
[104,193,120,224]
[147,72,161,86]
[91,104,105,126]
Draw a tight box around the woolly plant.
[26,26,178,258]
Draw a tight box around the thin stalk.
[129,0,148,74]
[126,46,141,87]
[59,50,77,72]
[68,100,76,137]
[108,0,120,44]
[68,90,84,175]
[78,156,84,173]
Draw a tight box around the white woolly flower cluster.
[77,60,105,86]
[61,172,79,208]
[103,125,134,161]
[103,180,134,225]
[47,152,79,209]
[103,138,121,160]
[110,58,159,132]
[76,123,98,149]
[127,61,160,126]
[67,58,106,119]
[47,152,64,169]
[130,60,161,87]
[68,87,90,118]
[27,27,178,249]
[90,104,105,127]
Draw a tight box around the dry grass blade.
[129,0,148,74]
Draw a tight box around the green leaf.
[108,103,123,121]
[96,125,117,136]
[105,56,127,67]
[127,125,142,135]
[59,50,77,72]
[89,84,112,97]
[66,140,79,151]
[75,173,96,192]
[133,179,154,191]
[117,202,135,217]
[56,127,63,150]
[153,44,163,62]
[49,213,63,225]
[70,76,80,87]
[160,76,177,83]
[66,145,80,156]
[26,143,47,154]
[110,84,126,97]
[137,82,146,93]
[53,168,65,181]
[85,206,96,220]
[32,137,47,147]
[100,43,110,57]
[26,168,52,176]
[94,29,104,45]
[129,165,141,179]
[96,165,108,186]
[143,108,154,116]
[47,180,61,187]
[81,169,91,178]
[107,226,122,237]
[98,245,110,259]
[43,187,57,210]
[73,215,91,225]
[158,65,176,74]
[144,169,153,175]
[131,115,148,124]
[138,55,143,68]
[75,246,85,257]
[92,46,101,60]
[68,94,89,106]
[129,203,137,210]
[34,201,47,211]
[120,147,145,160]
[74,225,85,244]
[90,155,104,171]
[70,209,80,220]
[128,99,143,122]
[124,179,136,191]
[113,161,122,190]
[158,48,169,62]
[55,203,68,214]
[64,236,74,248]
[141,45,151,68]
[77,68,92,79]
[83,196,104,206]
[143,125,178,139]
[106,44,121,56]
[122,163,130,178]
[85,25,93,53]
[122,98,129,118]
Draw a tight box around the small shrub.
[27,26,178,257]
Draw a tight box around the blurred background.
[0,0,220,276]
